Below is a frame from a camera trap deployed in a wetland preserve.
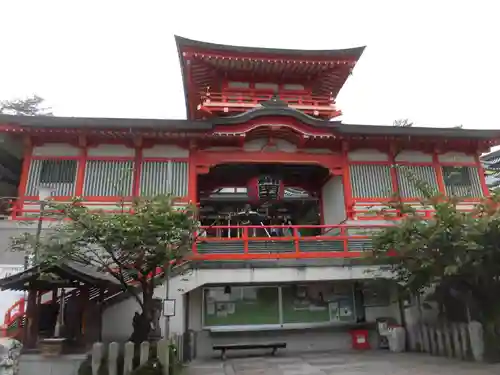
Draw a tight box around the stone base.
[39,338,66,357]
[19,353,85,375]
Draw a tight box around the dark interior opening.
[198,163,329,237]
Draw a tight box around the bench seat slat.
[213,343,286,350]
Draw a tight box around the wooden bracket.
[78,134,87,148]
[133,136,143,149]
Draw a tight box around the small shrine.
[0,261,120,354]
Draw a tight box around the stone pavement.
[185,350,500,375]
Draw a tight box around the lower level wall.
[195,328,378,359]
[186,284,400,358]
[19,354,86,375]
[101,265,398,348]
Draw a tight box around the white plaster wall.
[303,148,336,154]
[102,265,394,342]
[158,266,392,337]
[243,139,268,151]
[32,143,80,157]
[187,285,396,358]
[101,297,139,342]
[203,147,240,151]
[365,304,400,323]
[275,139,297,152]
[142,145,189,158]
[438,151,475,163]
[321,176,345,225]
[365,284,401,324]
[395,150,433,163]
[188,288,203,331]
[348,149,388,162]
[243,138,297,153]
[87,144,135,157]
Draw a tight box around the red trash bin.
[350,329,371,350]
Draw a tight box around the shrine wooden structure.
[0,261,120,351]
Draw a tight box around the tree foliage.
[12,195,198,342]
[0,94,53,116]
[392,118,413,127]
[372,169,500,357]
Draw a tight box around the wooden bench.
[213,342,287,360]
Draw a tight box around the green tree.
[392,118,413,127]
[371,179,500,359]
[12,195,198,343]
[0,94,53,116]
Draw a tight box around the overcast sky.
[0,0,498,130]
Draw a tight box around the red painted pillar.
[15,136,33,219]
[188,144,198,203]
[388,144,400,196]
[75,136,87,197]
[132,140,143,198]
[475,153,490,196]
[432,149,446,195]
[341,141,353,220]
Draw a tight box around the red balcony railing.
[191,224,389,260]
[2,223,389,334]
[199,91,342,118]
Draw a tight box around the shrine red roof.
[175,36,365,119]
[0,113,498,143]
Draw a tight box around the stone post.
[468,321,484,362]
[0,338,22,375]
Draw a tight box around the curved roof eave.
[337,123,500,140]
[0,114,497,142]
[211,106,335,128]
[0,114,212,131]
[209,107,500,140]
[175,35,366,59]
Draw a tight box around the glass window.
[281,283,355,324]
[203,286,279,326]
[442,166,471,186]
[40,160,77,184]
[442,166,482,197]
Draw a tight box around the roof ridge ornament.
[260,94,289,108]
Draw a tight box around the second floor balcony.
[198,90,342,119]
[192,224,382,260]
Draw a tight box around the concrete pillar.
[154,281,185,336]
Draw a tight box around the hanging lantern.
[247,175,284,202]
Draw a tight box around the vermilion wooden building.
[0,36,498,355]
